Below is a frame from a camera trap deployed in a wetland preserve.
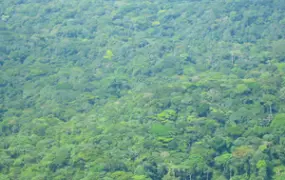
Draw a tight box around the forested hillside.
[1,0,285,179]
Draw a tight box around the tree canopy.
[1,0,285,179]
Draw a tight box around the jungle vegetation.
[1,0,285,179]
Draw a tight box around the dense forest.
[1,0,285,179]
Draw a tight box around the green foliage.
[104,50,114,60]
[271,113,285,128]
[272,40,285,62]
[0,0,285,179]
[157,137,174,143]
[56,82,73,90]
[196,103,210,117]
[235,84,249,94]
[151,21,160,26]
[150,123,174,137]
[273,166,285,180]
[215,153,232,167]
[132,175,151,180]
[53,147,70,166]
[256,160,267,169]
[110,171,133,180]
[226,125,245,137]
[157,109,177,122]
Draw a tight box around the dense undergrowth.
[1,0,285,179]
